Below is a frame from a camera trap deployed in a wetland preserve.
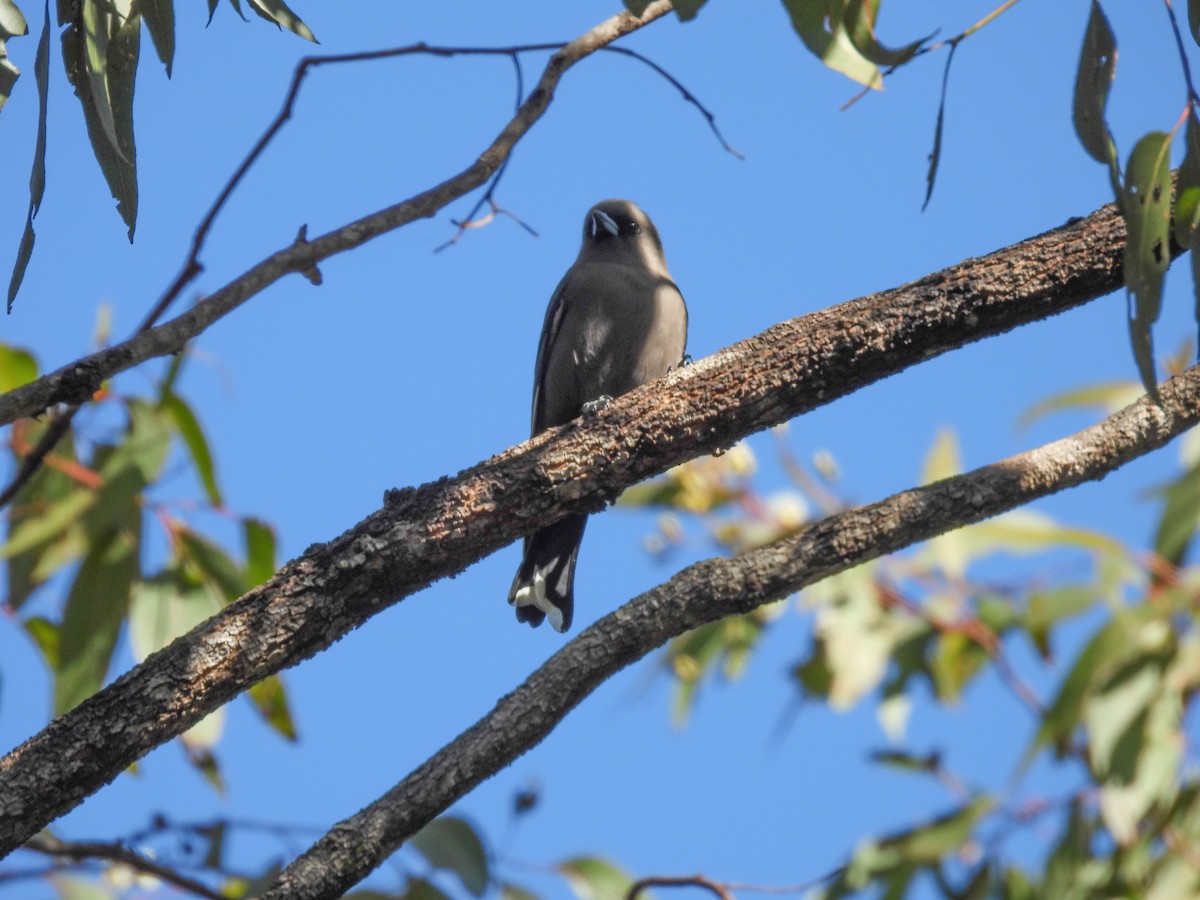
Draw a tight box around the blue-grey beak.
[590,210,620,238]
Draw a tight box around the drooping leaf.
[7,0,50,311]
[62,0,139,239]
[842,0,927,67]
[0,344,36,391]
[923,43,956,211]
[1024,585,1098,659]
[1174,111,1200,250]
[136,0,172,75]
[0,0,28,113]
[242,516,276,588]
[1085,653,1163,779]
[1073,1,1117,166]
[781,0,881,90]
[410,817,490,897]
[128,570,221,663]
[0,0,27,38]
[179,527,246,602]
[622,1,653,16]
[248,675,297,740]
[1189,0,1200,48]
[1017,381,1142,429]
[161,391,223,507]
[883,796,995,863]
[669,0,708,19]
[55,521,139,714]
[401,878,451,900]
[557,857,635,900]
[24,615,58,667]
[1152,461,1200,569]
[1121,131,1173,399]
[245,0,315,42]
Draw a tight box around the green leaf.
[780,0,881,90]
[0,344,36,391]
[1189,0,1200,47]
[136,0,172,75]
[2,486,95,559]
[62,1,139,239]
[931,630,988,702]
[1174,111,1200,250]
[49,876,117,900]
[0,0,28,38]
[55,524,138,714]
[1024,585,1098,659]
[179,527,246,602]
[923,43,956,211]
[7,1,49,311]
[0,0,26,114]
[557,857,635,900]
[1017,381,1142,429]
[1030,612,1145,760]
[500,884,542,900]
[1073,1,1116,165]
[670,0,708,20]
[622,1,653,16]
[884,796,995,863]
[1085,653,1163,779]
[161,391,223,507]
[410,817,489,897]
[128,570,221,663]
[1121,131,1173,399]
[24,615,58,667]
[1152,461,1200,568]
[842,0,927,67]
[245,0,315,42]
[248,674,297,740]
[402,878,451,900]
[242,517,276,588]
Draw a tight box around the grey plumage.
[509,199,688,632]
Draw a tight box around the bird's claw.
[581,395,614,416]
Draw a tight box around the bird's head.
[580,199,668,274]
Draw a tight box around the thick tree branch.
[0,195,1160,856]
[0,3,672,429]
[264,364,1200,900]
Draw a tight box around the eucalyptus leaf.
[1073,1,1116,166]
[1121,131,1172,399]
[780,0,881,90]
[246,0,315,42]
[410,817,489,897]
[8,1,49,310]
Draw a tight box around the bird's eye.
[626,221,641,234]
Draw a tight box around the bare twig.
[0,2,679,503]
[629,874,735,900]
[24,834,225,900]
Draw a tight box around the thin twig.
[628,874,735,900]
[0,5,684,506]
[1164,0,1200,105]
[24,834,226,900]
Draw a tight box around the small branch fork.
[0,0,739,508]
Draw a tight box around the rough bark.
[0,195,1160,856]
[263,364,1200,900]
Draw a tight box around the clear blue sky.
[0,1,1192,897]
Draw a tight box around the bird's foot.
[581,395,613,416]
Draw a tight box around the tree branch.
[23,833,225,900]
[0,194,1160,856]
[264,363,1200,900]
[0,2,673,429]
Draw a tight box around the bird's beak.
[590,210,620,237]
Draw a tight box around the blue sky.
[0,1,1194,897]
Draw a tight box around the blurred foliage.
[1,0,315,307]
[0,339,292,801]
[618,380,1200,897]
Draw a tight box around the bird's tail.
[508,514,587,632]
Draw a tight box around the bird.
[508,199,688,632]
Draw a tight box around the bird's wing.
[531,275,570,435]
